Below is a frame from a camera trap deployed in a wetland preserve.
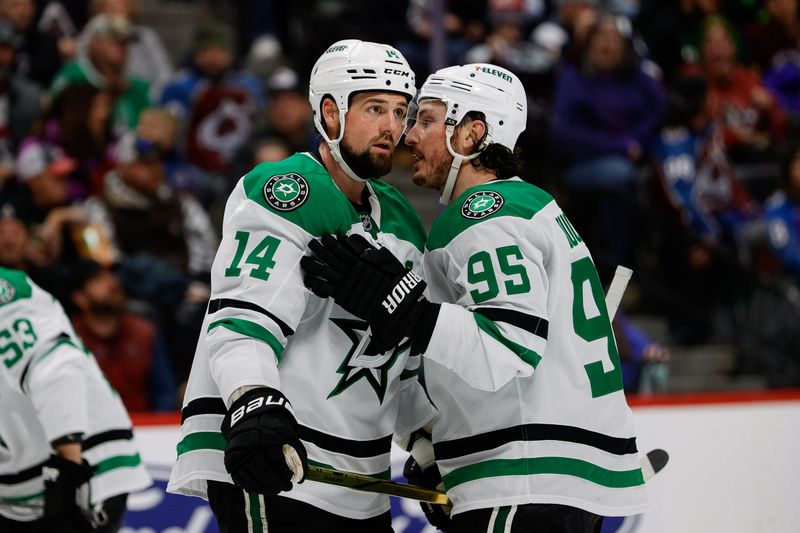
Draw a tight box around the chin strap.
[322,129,368,183]
[438,125,492,205]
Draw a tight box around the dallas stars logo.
[263,173,310,211]
[461,190,504,220]
[0,279,15,304]
[328,318,408,403]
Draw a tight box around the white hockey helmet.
[412,63,527,204]
[309,39,417,182]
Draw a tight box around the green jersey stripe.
[493,506,512,532]
[473,313,542,368]
[399,368,418,380]
[247,492,264,533]
[208,318,284,362]
[442,456,645,491]
[176,431,226,456]
[93,453,142,475]
[0,490,44,504]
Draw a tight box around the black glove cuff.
[221,387,296,438]
[43,455,94,486]
[410,301,441,354]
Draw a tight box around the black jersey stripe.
[82,429,134,451]
[208,298,294,338]
[299,425,392,458]
[474,307,548,340]
[181,397,227,423]
[433,423,637,461]
[0,460,47,484]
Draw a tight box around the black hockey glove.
[42,454,97,531]
[221,387,308,495]
[404,456,452,532]
[301,234,440,354]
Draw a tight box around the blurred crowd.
[1,0,799,413]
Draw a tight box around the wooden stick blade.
[305,465,450,505]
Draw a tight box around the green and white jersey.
[421,178,647,517]
[0,268,151,522]
[167,152,433,519]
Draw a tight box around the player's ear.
[321,96,341,138]
[465,119,486,153]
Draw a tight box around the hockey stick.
[305,465,450,505]
[305,449,669,506]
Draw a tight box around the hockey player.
[0,266,151,532]
[167,40,432,532]
[302,63,647,532]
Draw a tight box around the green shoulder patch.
[263,173,310,211]
[461,190,504,220]
[244,154,358,237]
[427,179,553,251]
[0,267,33,307]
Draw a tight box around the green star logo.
[461,190,504,220]
[263,173,309,211]
[328,318,409,403]
[0,279,15,304]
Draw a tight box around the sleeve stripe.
[0,460,47,484]
[208,298,294,337]
[82,429,134,451]
[181,396,227,423]
[299,425,392,458]
[207,318,285,361]
[474,307,548,340]
[434,422,638,461]
[473,313,542,368]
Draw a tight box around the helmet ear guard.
[309,40,417,182]
[415,64,527,204]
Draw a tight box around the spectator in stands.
[70,259,178,412]
[51,14,150,138]
[78,130,217,383]
[614,312,671,394]
[133,107,202,195]
[683,15,788,163]
[635,0,715,81]
[764,143,800,278]
[9,140,74,225]
[40,83,115,197]
[160,21,262,177]
[261,66,314,154]
[464,0,553,79]
[0,17,40,167]
[78,0,173,100]
[745,0,800,73]
[551,12,664,278]
[650,75,761,343]
[228,66,312,190]
[754,1,800,121]
[396,0,488,79]
[0,200,71,298]
[0,0,65,87]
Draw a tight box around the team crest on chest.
[263,173,310,211]
[0,279,15,304]
[461,190,504,219]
